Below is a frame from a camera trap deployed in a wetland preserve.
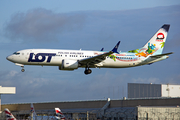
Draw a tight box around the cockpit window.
[13,52,20,55]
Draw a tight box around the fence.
[1,107,180,120]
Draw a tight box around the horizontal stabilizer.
[150,52,173,58]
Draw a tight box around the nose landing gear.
[21,66,25,72]
[84,68,92,75]
[15,63,25,72]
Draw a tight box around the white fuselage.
[6,49,168,69]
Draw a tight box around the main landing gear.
[84,68,92,75]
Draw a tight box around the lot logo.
[28,53,56,62]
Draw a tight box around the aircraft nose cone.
[6,55,13,62]
[6,56,10,60]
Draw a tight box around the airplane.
[29,103,37,119]
[4,108,17,120]
[55,108,66,120]
[29,103,60,120]
[6,24,173,75]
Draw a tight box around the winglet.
[101,48,104,51]
[112,41,120,53]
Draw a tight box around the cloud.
[0,70,52,102]
[1,66,180,104]
[3,8,86,43]
[59,72,131,100]
[0,70,129,103]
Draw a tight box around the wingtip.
[101,48,104,51]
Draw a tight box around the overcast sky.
[0,1,180,104]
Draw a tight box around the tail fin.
[128,24,170,57]
[143,24,170,55]
[4,108,17,120]
[30,103,36,117]
[55,108,65,120]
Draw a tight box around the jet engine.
[59,59,79,70]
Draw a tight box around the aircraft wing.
[150,52,173,58]
[79,41,120,67]
[79,51,113,66]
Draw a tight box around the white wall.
[161,84,180,97]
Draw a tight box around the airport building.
[0,86,16,112]
[128,83,180,98]
[1,97,180,120]
[1,83,180,119]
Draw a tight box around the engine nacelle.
[59,59,79,71]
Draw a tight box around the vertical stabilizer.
[128,24,170,57]
[143,24,170,55]
[4,108,17,120]
[55,108,66,120]
[30,103,37,118]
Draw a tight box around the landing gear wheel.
[84,70,88,75]
[21,66,25,72]
[87,69,92,74]
[21,69,25,72]
[84,68,92,75]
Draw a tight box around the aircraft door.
[25,52,29,60]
